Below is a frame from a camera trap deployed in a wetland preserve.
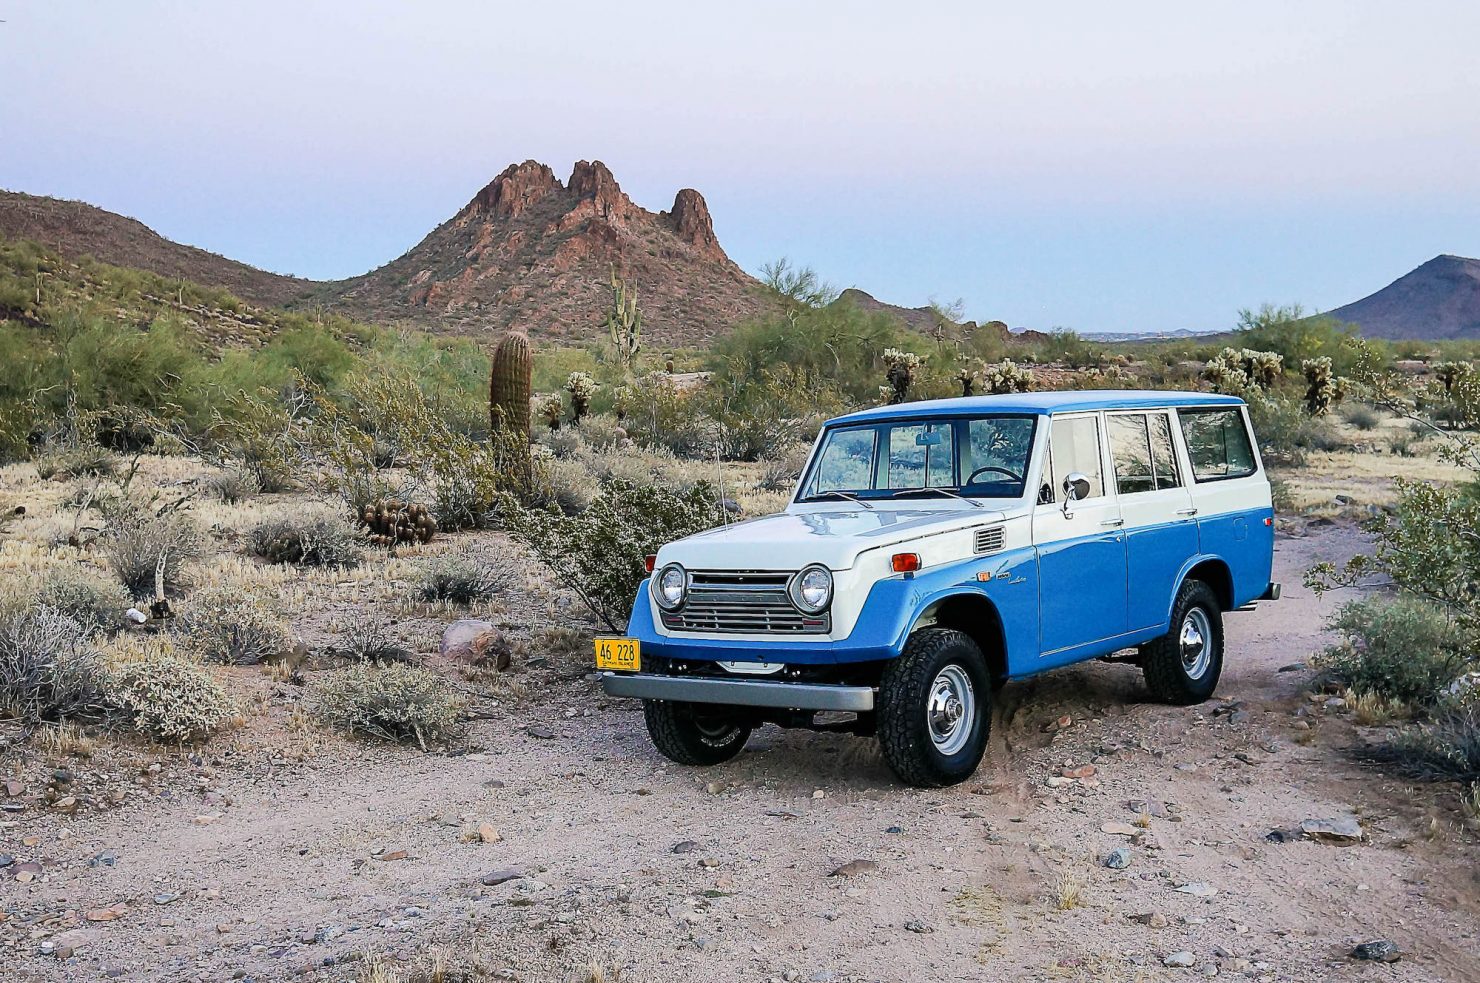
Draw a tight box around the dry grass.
[1346,688,1412,725]
[1052,869,1086,910]
[36,721,97,758]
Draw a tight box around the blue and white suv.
[598,391,1278,787]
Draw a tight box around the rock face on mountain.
[322,160,768,344]
[1325,255,1480,340]
[0,191,312,307]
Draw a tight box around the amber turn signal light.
[891,553,921,573]
[644,554,657,574]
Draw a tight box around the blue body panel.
[1194,505,1276,608]
[1036,530,1127,653]
[1126,518,1201,630]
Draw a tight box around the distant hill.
[0,190,313,308]
[1324,254,1480,340]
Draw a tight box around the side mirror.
[1061,472,1091,517]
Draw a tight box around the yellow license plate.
[595,637,640,672]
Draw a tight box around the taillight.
[891,553,921,573]
[644,555,657,574]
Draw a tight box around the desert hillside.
[1324,254,1480,340]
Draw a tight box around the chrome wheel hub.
[1180,608,1212,680]
[926,665,976,756]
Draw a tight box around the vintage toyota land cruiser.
[597,391,1278,787]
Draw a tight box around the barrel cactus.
[489,329,532,440]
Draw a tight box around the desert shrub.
[176,585,291,665]
[1314,597,1469,706]
[101,506,203,598]
[503,479,725,631]
[207,387,312,492]
[313,661,465,749]
[1340,401,1381,430]
[698,373,838,462]
[1246,392,1342,465]
[106,640,235,743]
[614,373,710,457]
[0,606,109,726]
[32,444,118,481]
[202,465,261,504]
[545,457,598,515]
[1374,705,1480,786]
[34,567,129,635]
[757,440,812,492]
[248,507,363,567]
[413,553,501,604]
[332,618,414,662]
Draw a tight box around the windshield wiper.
[806,490,874,510]
[888,487,985,509]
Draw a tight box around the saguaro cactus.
[604,267,642,370]
[489,328,532,440]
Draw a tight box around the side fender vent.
[973,525,1005,555]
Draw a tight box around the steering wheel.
[965,465,1023,485]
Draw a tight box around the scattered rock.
[440,620,511,669]
[1174,882,1217,898]
[527,725,556,740]
[89,850,118,868]
[1164,951,1196,968]
[1101,821,1140,837]
[1062,764,1097,779]
[1128,799,1168,818]
[672,841,701,854]
[1350,940,1401,963]
[85,905,127,922]
[1300,816,1363,844]
[153,892,181,906]
[903,919,934,934]
[1278,663,1304,673]
[0,853,12,868]
[828,859,878,878]
[476,823,501,844]
[478,869,523,887]
[1104,848,1132,869]
[376,850,408,862]
[1042,714,1073,733]
[1131,911,1169,929]
[52,795,78,814]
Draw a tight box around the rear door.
[1106,410,1199,632]
[1032,412,1128,659]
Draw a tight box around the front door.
[1032,412,1128,660]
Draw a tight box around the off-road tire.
[1141,579,1224,705]
[877,628,992,787]
[643,700,752,767]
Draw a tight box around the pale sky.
[4,1,1479,333]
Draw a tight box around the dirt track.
[5,522,1480,983]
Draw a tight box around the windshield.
[798,414,1037,501]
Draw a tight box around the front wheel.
[1141,579,1224,704]
[643,700,752,766]
[877,628,992,787]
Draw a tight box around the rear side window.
[1046,415,1104,501]
[1108,414,1156,494]
[1178,408,1256,481]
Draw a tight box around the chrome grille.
[661,570,829,634]
[974,525,1005,554]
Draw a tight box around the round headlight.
[653,563,687,610]
[789,564,833,614]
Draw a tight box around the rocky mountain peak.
[467,160,560,220]
[665,188,721,260]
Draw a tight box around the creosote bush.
[0,606,109,726]
[249,507,363,567]
[34,566,129,635]
[313,661,465,750]
[414,553,501,605]
[176,585,291,665]
[101,505,203,598]
[503,479,724,631]
[105,639,236,743]
[202,465,261,504]
[32,444,118,481]
[1314,597,1468,707]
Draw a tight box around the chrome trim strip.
[600,672,875,711]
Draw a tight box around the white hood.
[656,505,1009,572]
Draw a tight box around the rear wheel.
[877,628,992,787]
[1141,579,1224,704]
[643,700,752,766]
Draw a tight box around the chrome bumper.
[600,672,875,712]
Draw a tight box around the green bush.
[107,641,235,743]
[1315,597,1469,706]
[1340,401,1382,431]
[248,507,363,567]
[34,567,130,635]
[101,506,203,598]
[32,444,118,481]
[503,479,724,631]
[0,607,109,726]
[1376,704,1480,785]
[176,585,291,665]
[413,553,500,604]
[313,661,464,750]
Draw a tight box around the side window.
[1048,415,1104,501]
[810,428,877,493]
[887,422,954,489]
[1148,412,1181,489]
[1179,408,1256,481]
[1108,414,1155,495]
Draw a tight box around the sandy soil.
[4,522,1480,983]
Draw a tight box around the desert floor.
[4,521,1480,983]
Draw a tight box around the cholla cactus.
[1435,361,1473,394]
[564,372,598,425]
[982,358,1036,395]
[611,385,633,422]
[604,267,642,371]
[1202,347,1283,394]
[1301,356,1340,416]
[956,365,977,397]
[882,348,925,404]
[539,393,564,431]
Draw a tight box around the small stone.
[828,859,878,878]
[1174,882,1217,898]
[1062,764,1097,779]
[52,795,78,814]
[153,892,181,906]
[1164,951,1197,968]
[0,853,12,868]
[672,841,701,854]
[476,823,501,844]
[1350,940,1400,963]
[1301,816,1363,844]
[1104,848,1132,869]
[85,905,127,922]
[699,857,720,868]
[903,919,933,934]
[90,850,118,868]
[377,849,408,862]
[812,790,826,799]
[478,868,523,887]
[1101,821,1140,837]
[526,725,556,740]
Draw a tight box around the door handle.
[1101,518,1124,527]
[1175,507,1199,517]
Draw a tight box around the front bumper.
[600,672,875,712]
